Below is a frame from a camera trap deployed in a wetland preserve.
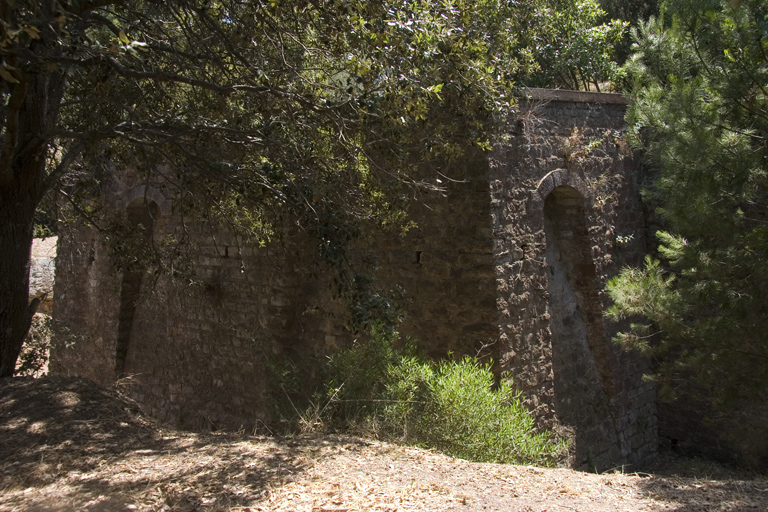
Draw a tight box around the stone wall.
[30,237,57,314]
[52,197,319,431]
[489,89,656,469]
[366,147,499,361]
[51,89,657,470]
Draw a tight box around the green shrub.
[382,355,433,440]
[388,356,564,466]
[326,327,400,425]
[328,328,566,466]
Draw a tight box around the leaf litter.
[1,376,767,511]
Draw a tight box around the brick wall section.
[118,231,306,431]
[53,189,321,431]
[51,89,657,469]
[52,223,122,386]
[368,148,499,361]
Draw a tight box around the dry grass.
[1,376,767,512]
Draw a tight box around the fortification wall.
[363,147,499,361]
[51,89,657,470]
[52,204,322,431]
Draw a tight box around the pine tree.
[608,0,768,413]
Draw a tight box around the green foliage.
[610,0,768,406]
[8,0,630,234]
[326,326,402,425]
[601,0,660,22]
[265,354,333,433]
[519,1,629,90]
[328,328,565,466]
[33,192,57,238]
[2,0,631,372]
[600,0,661,63]
[398,357,564,465]
[345,275,406,334]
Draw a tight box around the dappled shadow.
[10,377,768,511]
[0,377,164,483]
[633,455,768,512]
[0,376,355,511]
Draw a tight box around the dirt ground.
[1,377,767,512]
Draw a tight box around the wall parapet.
[520,87,630,105]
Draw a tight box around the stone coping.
[520,87,629,105]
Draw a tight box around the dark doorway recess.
[544,185,617,464]
[115,198,159,378]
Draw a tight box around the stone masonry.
[490,89,656,469]
[51,89,657,471]
[29,237,57,314]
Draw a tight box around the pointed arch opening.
[115,197,159,378]
[544,185,614,397]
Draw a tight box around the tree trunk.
[0,18,67,377]
[0,189,38,377]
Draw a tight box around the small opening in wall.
[414,251,422,264]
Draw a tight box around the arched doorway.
[543,184,617,466]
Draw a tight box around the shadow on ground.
[4,376,768,512]
[632,454,768,512]
[0,376,346,511]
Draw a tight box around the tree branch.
[42,138,90,194]
[59,188,105,232]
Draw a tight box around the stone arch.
[115,196,161,378]
[117,185,172,216]
[542,184,614,394]
[531,169,593,211]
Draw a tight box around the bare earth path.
[1,377,766,512]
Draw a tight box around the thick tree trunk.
[0,17,67,376]
[0,189,38,377]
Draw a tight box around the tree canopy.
[607,0,768,406]
[0,0,625,376]
[599,0,660,64]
